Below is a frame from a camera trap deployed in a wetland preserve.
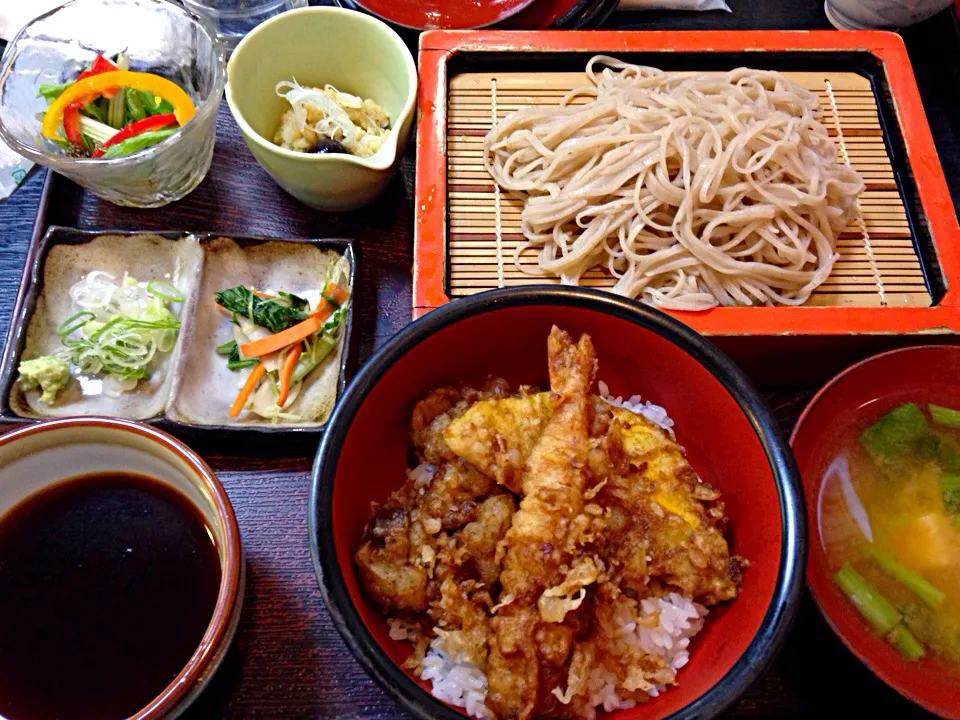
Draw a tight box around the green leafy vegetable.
[37,81,73,102]
[938,433,960,474]
[279,291,309,311]
[124,88,147,122]
[942,472,960,518]
[215,286,308,334]
[99,128,177,158]
[83,97,110,125]
[930,404,960,428]
[861,403,939,465]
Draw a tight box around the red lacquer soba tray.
[413,30,960,338]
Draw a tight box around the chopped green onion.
[869,548,945,608]
[57,311,96,337]
[886,624,926,661]
[930,404,960,428]
[834,562,902,635]
[146,280,183,303]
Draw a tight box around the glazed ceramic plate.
[791,345,960,718]
[350,0,536,29]
[0,227,356,437]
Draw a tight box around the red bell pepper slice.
[61,100,85,146]
[90,113,178,158]
[75,55,117,82]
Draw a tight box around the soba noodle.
[483,56,866,310]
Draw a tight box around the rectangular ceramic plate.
[413,30,960,336]
[0,227,356,437]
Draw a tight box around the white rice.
[419,594,705,717]
[632,592,707,676]
[598,380,675,435]
[421,647,493,719]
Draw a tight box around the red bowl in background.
[350,0,536,29]
[310,287,804,720]
[791,345,960,719]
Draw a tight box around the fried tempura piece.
[355,458,500,613]
[430,578,492,667]
[487,327,598,720]
[498,328,597,602]
[460,494,517,586]
[445,392,553,493]
[601,408,745,604]
[412,380,512,464]
[354,502,429,612]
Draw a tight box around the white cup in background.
[824,0,953,29]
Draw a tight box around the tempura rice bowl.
[310,286,804,720]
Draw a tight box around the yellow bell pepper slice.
[41,70,195,141]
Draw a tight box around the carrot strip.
[276,344,303,407]
[239,316,321,358]
[229,363,265,417]
[310,298,333,321]
[310,283,349,321]
[324,283,349,307]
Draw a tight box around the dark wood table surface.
[3,1,960,717]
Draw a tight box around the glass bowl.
[0,0,225,208]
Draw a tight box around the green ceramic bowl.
[225,7,416,211]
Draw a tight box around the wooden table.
[3,2,959,717]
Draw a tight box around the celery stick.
[869,548,945,608]
[886,624,926,661]
[834,563,902,634]
[930,404,960,428]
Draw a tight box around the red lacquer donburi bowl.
[310,287,804,720]
[791,345,960,719]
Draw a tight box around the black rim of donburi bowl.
[309,286,806,720]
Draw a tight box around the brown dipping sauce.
[0,472,221,720]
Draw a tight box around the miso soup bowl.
[791,345,960,719]
[310,286,806,720]
[225,6,417,211]
[0,416,244,719]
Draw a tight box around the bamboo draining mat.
[446,70,931,309]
